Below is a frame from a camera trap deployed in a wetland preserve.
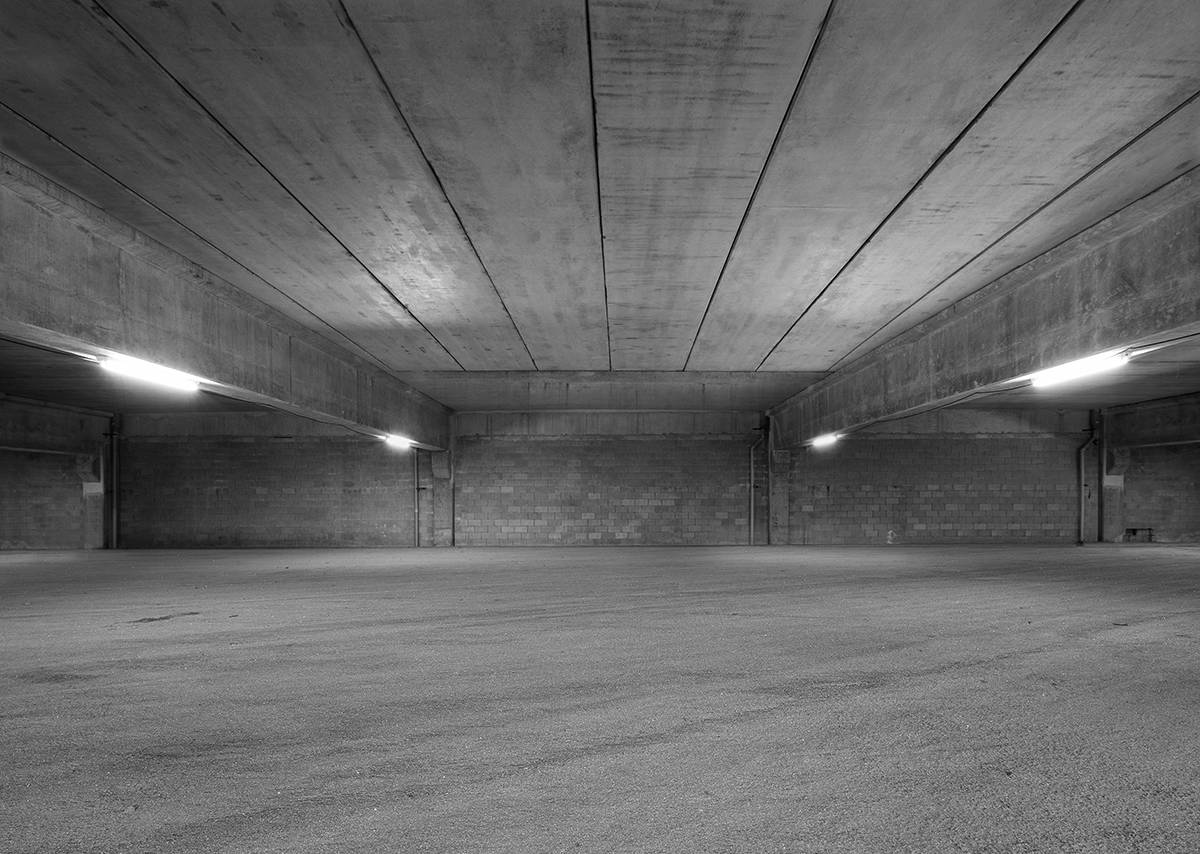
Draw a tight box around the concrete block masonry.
[7,399,1196,549]
[788,433,1081,545]
[454,436,764,546]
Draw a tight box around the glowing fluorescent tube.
[810,432,841,449]
[1029,351,1128,388]
[99,355,202,392]
[383,434,413,449]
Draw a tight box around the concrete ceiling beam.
[771,171,1200,445]
[0,155,449,449]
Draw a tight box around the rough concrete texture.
[0,157,450,448]
[772,173,1200,444]
[3,546,1199,852]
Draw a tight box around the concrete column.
[768,449,791,545]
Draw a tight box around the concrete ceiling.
[1,0,1199,413]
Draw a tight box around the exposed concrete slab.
[4,546,1200,851]
[764,0,1200,370]
[397,371,821,412]
[590,0,824,369]
[0,0,458,371]
[831,97,1200,370]
[0,157,449,448]
[771,172,1200,445]
[99,0,533,371]
[3,2,1199,414]
[345,0,609,369]
[687,0,1074,369]
[0,107,397,370]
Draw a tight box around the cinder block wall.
[454,437,759,545]
[452,411,765,546]
[788,435,1081,544]
[0,400,107,549]
[779,410,1091,545]
[119,413,416,548]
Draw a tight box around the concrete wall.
[1104,394,1200,543]
[0,399,107,549]
[454,437,763,546]
[452,411,765,546]
[776,409,1092,545]
[1117,446,1200,543]
[118,413,417,548]
[13,398,1193,550]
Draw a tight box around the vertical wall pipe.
[1077,412,1096,546]
[749,434,764,545]
[106,414,121,549]
[412,448,420,548]
[1097,409,1107,542]
[765,417,774,546]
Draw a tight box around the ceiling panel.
[99,0,535,371]
[831,94,1200,369]
[686,0,1076,370]
[0,0,459,371]
[2,1,1199,415]
[344,0,609,370]
[763,0,1200,370]
[591,0,826,369]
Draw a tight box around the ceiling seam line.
[753,0,1090,371]
[336,0,539,373]
[0,104,413,381]
[825,85,1200,371]
[585,0,613,371]
[91,0,467,372]
[830,159,1200,375]
[681,0,839,372]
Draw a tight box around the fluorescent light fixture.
[810,432,841,448]
[383,434,413,449]
[99,355,202,392]
[1028,350,1129,388]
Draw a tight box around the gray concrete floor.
[2,546,1199,853]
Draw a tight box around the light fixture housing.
[383,434,413,449]
[810,432,841,448]
[1028,350,1129,388]
[99,355,202,392]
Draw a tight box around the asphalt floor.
[2,545,1199,853]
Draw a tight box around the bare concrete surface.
[2,546,1198,852]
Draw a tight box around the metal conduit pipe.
[749,433,765,545]
[1077,411,1097,546]
[108,415,121,549]
[412,449,420,548]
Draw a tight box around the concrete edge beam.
[0,152,450,449]
[770,171,1200,446]
[454,410,764,439]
